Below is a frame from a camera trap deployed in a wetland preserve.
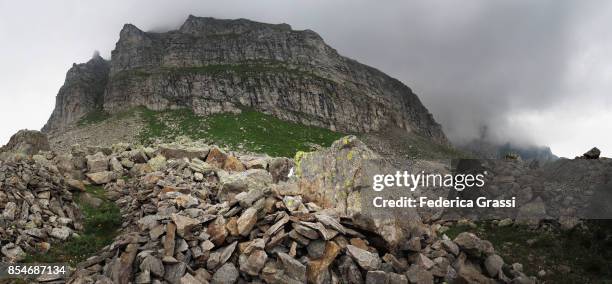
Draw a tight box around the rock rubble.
[0,153,82,262]
[60,138,534,284]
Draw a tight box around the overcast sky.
[1,0,611,158]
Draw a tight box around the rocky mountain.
[42,16,448,145]
[42,54,110,132]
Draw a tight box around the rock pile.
[65,138,533,284]
[0,154,82,262]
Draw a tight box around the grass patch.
[137,107,344,157]
[24,185,121,265]
[77,109,111,126]
[444,221,612,283]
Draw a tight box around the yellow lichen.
[294,151,308,177]
[344,178,354,189]
[347,150,354,161]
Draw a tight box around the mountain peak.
[44,17,449,146]
[178,15,292,35]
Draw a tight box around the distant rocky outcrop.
[42,55,110,132]
[580,147,601,159]
[43,16,448,146]
[460,139,558,162]
[0,129,50,156]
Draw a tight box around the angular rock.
[86,152,109,173]
[346,245,381,271]
[413,253,435,270]
[278,252,307,282]
[211,263,239,284]
[365,271,388,283]
[109,157,123,172]
[583,147,601,159]
[406,265,434,284]
[240,250,268,276]
[148,155,167,171]
[456,262,495,284]
[269,157,294,183]
[1,243,25,261]
[164,262,187,284]
[159,144,209,160]
[208,216,228,246]
[206,147,227,168]
[175,194,199,209]
[223,155,245,172]
[66,179,86,191]
[180,273,203,284]
[2,202,17,220]
[314,214,347,234]
[484,254,504,277]
[218,169,273,202]
[295,136,419,249]
[441,239,459,256]
[237,207,259,236]
[164,222,177,257]
[454,232,493,258]
[50,226,72,240]
[207,241,238,270]
[307,241,341,284]
[135,269,151,284]
[113,243,138,284]
[283,196,303,212]
[140,255,165,278]
[189,158,216,174]
[307,240,327,259]
[86,171,116,184]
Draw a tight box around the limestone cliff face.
[43,55,110,132]
[45,16,448,145]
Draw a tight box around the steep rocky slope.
[42,55,110,132]
[43,16,448,145]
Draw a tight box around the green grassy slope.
[77,106,468,159]
[136,107,344,157]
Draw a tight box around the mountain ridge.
[43,16,449,146]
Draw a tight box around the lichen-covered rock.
[295,135,420,249]
[86,152,109,173]
[295,136,376,215]
[218,169,273,202]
